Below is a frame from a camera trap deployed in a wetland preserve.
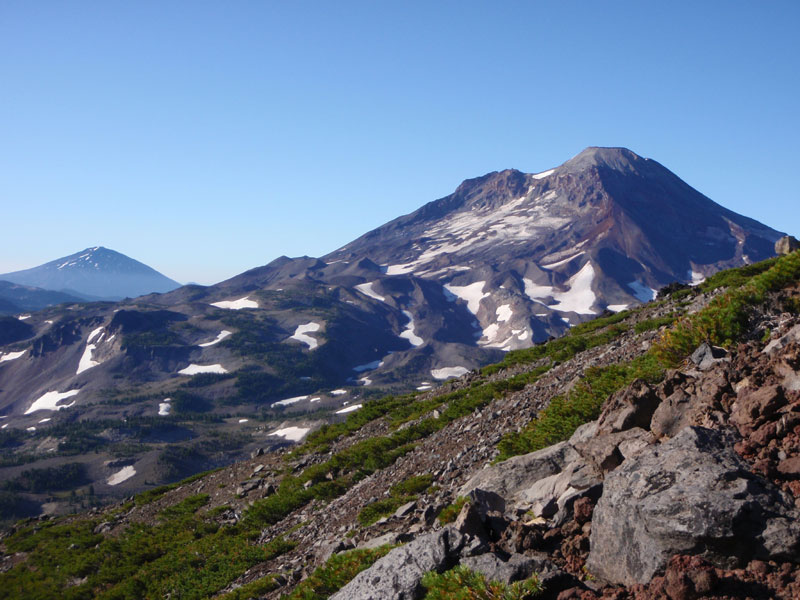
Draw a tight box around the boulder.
[763,324,800,355]
[586,427,800,585]
[690,343,728,371]
[595,379,661,434]
[730,384,785,434]
[650,388,704,439]
[467,488,506,520]
[775,235,800,256]
[573,428,654,473]
[358,530,413,550]
[460,552,535,584]
[331,527,465,600]
[459,441,579,498]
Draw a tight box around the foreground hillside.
[2,250,799,599]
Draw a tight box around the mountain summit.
[0,246,181,300]
[325,146,781,346]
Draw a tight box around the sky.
[1,1,798,285]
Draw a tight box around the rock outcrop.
[587,426,800,585]
[331,528,465,600]
[776,235,800,255]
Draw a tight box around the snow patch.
[607,304,629,313]
[77,344,100,374]
[273,395,308,407]
[38,417,51,423]
[689,270,706,286]
[496,304,512,322]
[354,282,386,302]
[443,281,488,315]
[211,297,258,310]
[178,364,228,375]
[399,311,423,346]
[523,278,555,301]
[532,168,555,179]
[0,350,26,363]
[358,377,372,386]
[541,252,585,269]
[291,322,321,350]
[158,399,171,416]
[547,263,597,315]
[431,366,469,380]
[416,384,432,391]
[330,389,347,396]
[336,404,362,414]
[25,390,80,415]
[628,281,657,303]
[385,263,416,275]
[199,330,232,347]
[353,359,383,372]
[87,327,104,344]
[238,419,249,423]
[17,314,31,320]
[107,466,136,486]
[270,426,310,442]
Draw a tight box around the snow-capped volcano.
[0,247,181,300]
[323,146,781,347]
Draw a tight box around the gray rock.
[358,531,413,550]
[587,427,800,585]
[394,500,416,518]
[467,488,506,520]
[316,538,355,563]
[595,379,661,434]
[763,324,800,355]
[567,420,599,445]
[573,428,654,474]
[460,552,534,584]
[459,441,579,498]
[775,235,800,255]
[690,342,728,371]
[331,527,465,600]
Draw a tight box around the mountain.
[0,246,181,300]
[0,147,785,518]
[0,281,83,315]
[326,146,780,347]
[3,251,799,599]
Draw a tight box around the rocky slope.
[2,251,798,599]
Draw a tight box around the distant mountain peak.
[0,247,181,300]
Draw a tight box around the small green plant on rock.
[421,566,542,599]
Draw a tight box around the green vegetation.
[421,566,542,599]
[655,250,800,365]
[499,252,800,462]
[215,574,279,600]
[2,462,88,493]
[633,315,676,334]
[283,546,393,600]
[496,354,664,461]
[438,496,469,525]
[481,315,629,377]
[1,493,296,600]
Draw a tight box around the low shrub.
[283,546,393,600]
[421,565,541,599]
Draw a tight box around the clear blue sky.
[1,1,798,284]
